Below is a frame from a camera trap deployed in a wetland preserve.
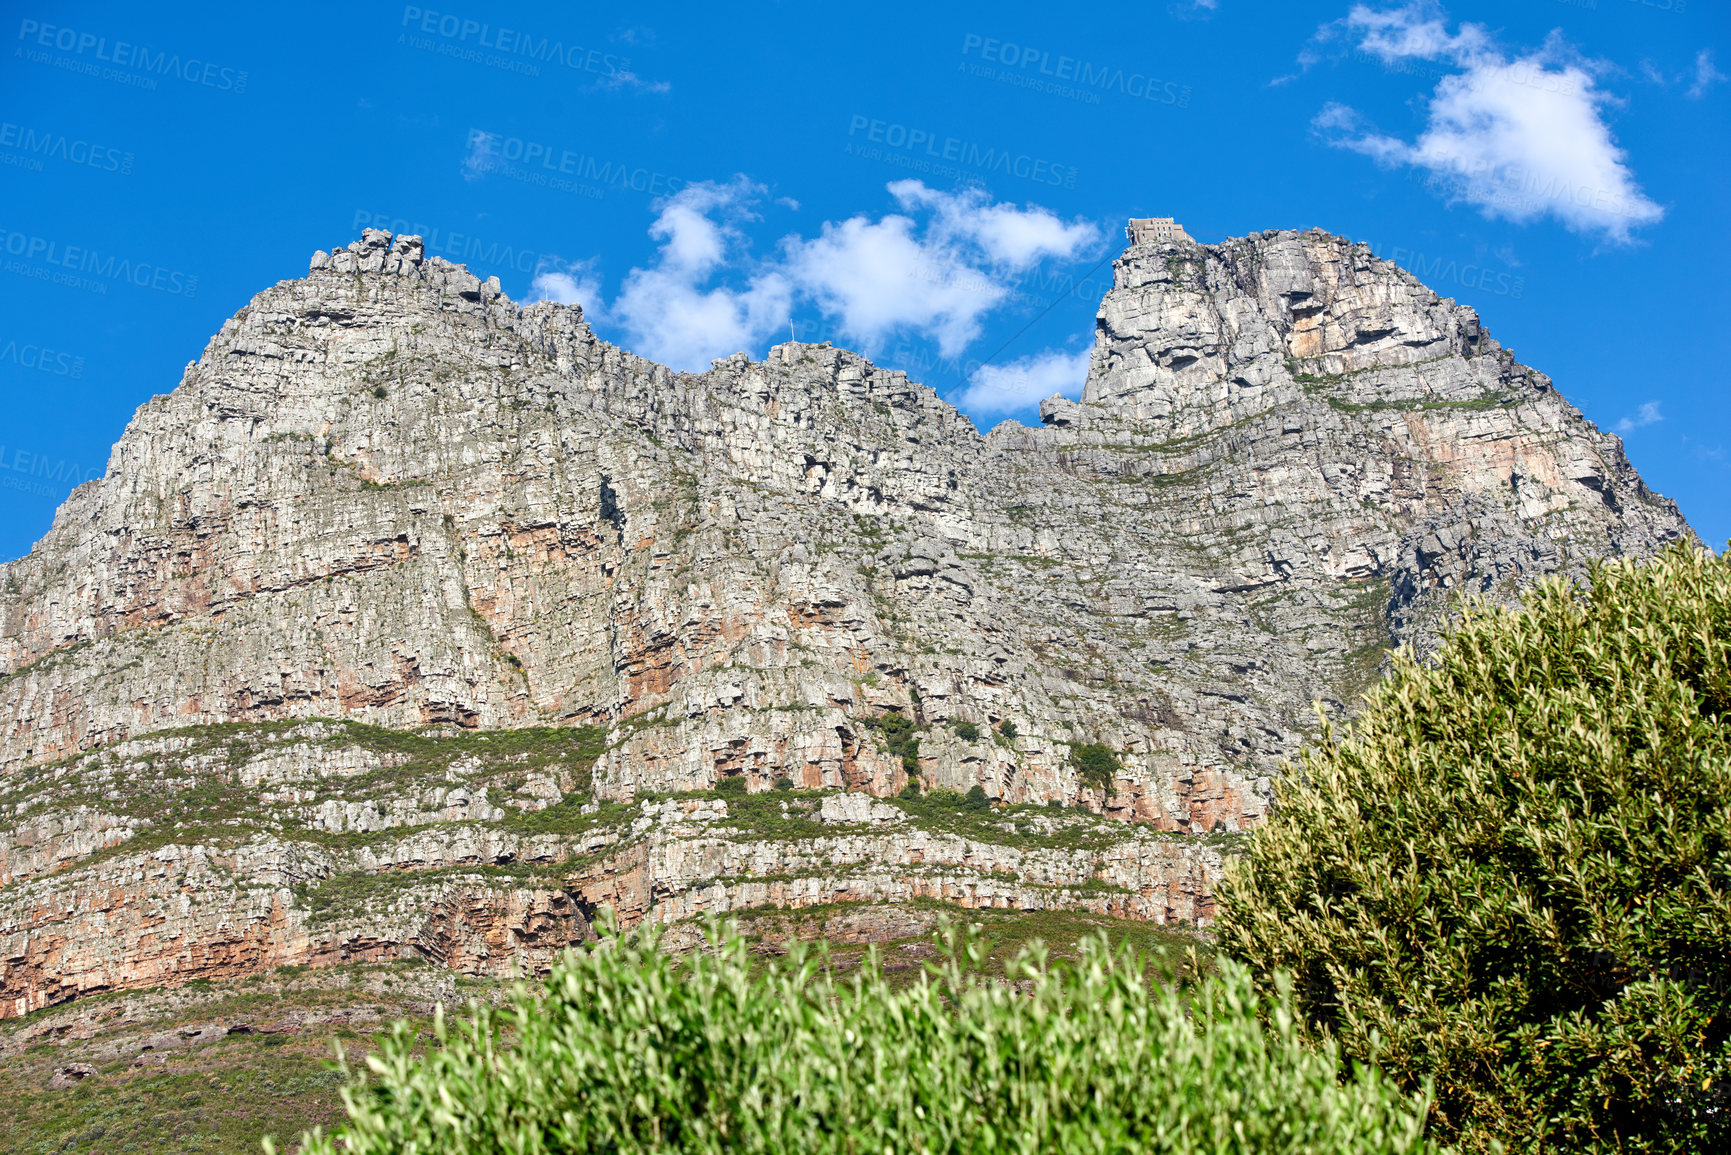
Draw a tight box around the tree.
[1218,544,1731,1153]
[1070,743,1120,792]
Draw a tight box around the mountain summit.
[0,225,1689,1016]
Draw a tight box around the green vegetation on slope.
[0,909,1209,1155]
[1219,543,1731,1153]
[2,1053,346,1155]
[865,710,922,775]
[0,718,610,866]
[291,922,1434,1155]
[1069,741,1121,791]
[0,958,496,1155]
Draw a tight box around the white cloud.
[1344,2,1487,62]
[781,182,1099,357]
[781,213,1003,358]
[957,347,1091,415]
[1615,400,1663,434]
[597,69,671,94]
[462,130,498,182]
[889,180,1099,268]
[1687,49,1725,99]
[1639,49,1724,98]
[538,180,1101,375]
[529,259,605,312]
[607,178,793,371]
[1313,4,1663,243]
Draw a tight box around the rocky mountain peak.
[1079,228,1504,430]
[0,223,1692,1017]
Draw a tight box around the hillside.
[0,225,1691,1019]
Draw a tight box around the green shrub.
[999,719,1018,739]
[715,774,748,797]
[869,711,922,774]
[1218,544,1731,1153]
[952,720,980,742]
[286,922,1434,1155]
[893,786,1003,831]
[772,776,794,792]
[1070,742,1120,791]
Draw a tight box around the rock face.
[0,225,1691,1017]
[0,720,1223,1017]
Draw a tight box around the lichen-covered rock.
[0,226,1691,1017]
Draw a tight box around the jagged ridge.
[0,224,1691,1016]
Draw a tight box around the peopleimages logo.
[0,444,103,502]
[14,18,249,93]
[351,210,551,278]
[0,336,84,378]
[959,34,1191,108]
[398,7,627,77]
[466,130,687,198]
[1364,241,1526,300]
[845,115,1079,189]
[0,228,199,297]
[0,121,133,174]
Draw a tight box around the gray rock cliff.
[0,225,1691,1015]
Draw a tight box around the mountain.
[0,225,1690,1017]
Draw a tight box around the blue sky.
[1,0,1725,561]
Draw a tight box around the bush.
[999,719,1018,739]
[952,720,980,742]
[869,711,922,775]
[1218,544,1731,1153]
[893,786,998,823]
[286,923,1434,1154]
[1070,742,1120,792]
[772,776,794,792]
[715,774,748,796]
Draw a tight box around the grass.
[1333,575,1396,708]
[1,719,612,870]
[885,791,1132,853]
[0,906,1226,1155]
[0,1053,349,1154]
[5,712,1200,988]
[293,862,588,926]
[497,795,633,837]
[0,959,492,1155]
[1315,391,1513,415]
[706,787,831,841]
[729,899,1213,987]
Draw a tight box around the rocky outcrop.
[0,721,1222,1018]
[0,225,1691,1016]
